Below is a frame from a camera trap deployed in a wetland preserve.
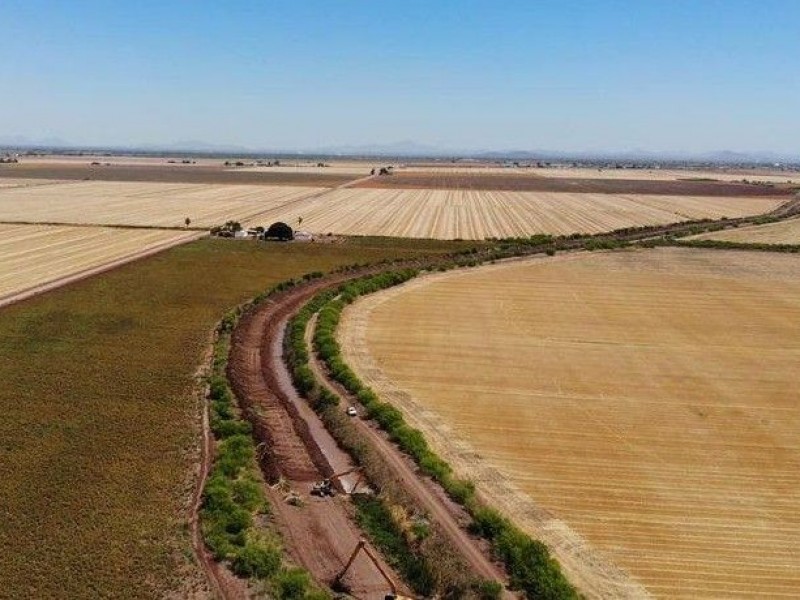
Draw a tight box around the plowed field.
[0,180,323,227]
[0,224,198,302]
[250,187,782,239]
[339,248,800,598]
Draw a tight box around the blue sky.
[1,0,798,154]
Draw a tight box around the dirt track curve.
[227,273,409,600]
[304,315,513,594]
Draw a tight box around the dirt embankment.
[355,172,795,196]
[226,273,409,599]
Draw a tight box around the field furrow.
[246,188,781,239]
[339,249,800,598]
[0,224,198,301]
[0,180,324,228]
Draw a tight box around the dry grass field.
[0,178,68,189]
[339,248,800,598]
[693,218,800,244]
[0,224,198,303]
[0,180,323,227]
[250,187,782,239]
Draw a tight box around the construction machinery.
[310,466,365,497]
[333,538,412,600]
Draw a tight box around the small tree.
[264,222,294,241]
[184,217,191,228]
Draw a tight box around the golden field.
[0,224,198,303]
[250,187,782,239]
[0,180,323,228]
[0,175,783,240]
[339,248,800,598]
[693,218,800,244]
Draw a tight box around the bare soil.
[226,275,409,599]
[0,163,354,187]
[355,172,795,196]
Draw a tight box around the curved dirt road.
[303,315,513,595]
[227,274,408,599]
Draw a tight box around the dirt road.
[303,316,513,595]
[227,275,407,599]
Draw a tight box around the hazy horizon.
[2,1,798,156]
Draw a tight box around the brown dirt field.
[339,249,800,599]
[0,162,354,187]
[355,172,794,196]
[401,165,800,184]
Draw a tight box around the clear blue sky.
[1,0,798,154]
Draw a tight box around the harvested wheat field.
[0,224,198,303]
[251,187,782,239]
[0,180,323,227]
[0,178,68,190]
[693,218,800,244]
[339,248,800,598]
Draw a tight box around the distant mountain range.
[0,135,796,164]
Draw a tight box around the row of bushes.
[642,237,800,253]
[201,313,329,599]
[303,271,578,600]
[286,273,501,599]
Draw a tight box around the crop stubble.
[251,187,782,239]
[0,177,783,241]
[693,218,800,244]
[0,180,324,227]
[339,248,800,598]
[0,224,198,301]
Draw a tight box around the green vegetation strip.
[646,237,800,253]
[287,267,578,600]
[0,236,472,599]
[202,301,329,599]
[288,271,503,599]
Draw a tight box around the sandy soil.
[692,217,800,244]
[339,249,800,599]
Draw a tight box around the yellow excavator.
[333,538,413,600]
[310,466,365,497]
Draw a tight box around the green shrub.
[273,567,312,600]
[231,538,281,579]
